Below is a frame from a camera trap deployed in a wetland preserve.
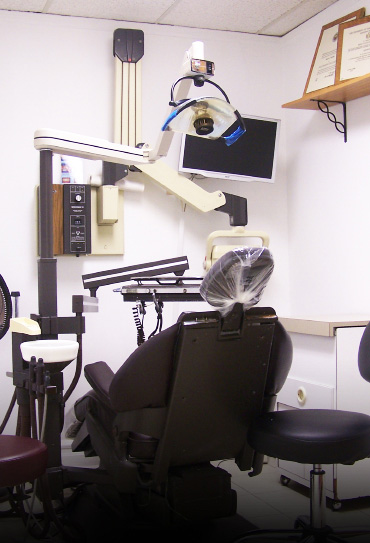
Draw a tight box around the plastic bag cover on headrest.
[200,247,274,315]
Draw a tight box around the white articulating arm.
[150,41,204,161]
[34,41,244,217]
[34,129,150,165]
[33,128,227,213]
[150,77,192,161]
[137,161,225,212]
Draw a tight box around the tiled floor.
[2,457,370,542]
[224,459,370,536]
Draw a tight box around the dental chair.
[71,247,292,536]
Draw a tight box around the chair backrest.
[149,306,279,483]
[110,247,292,485]
[358,321,370,383]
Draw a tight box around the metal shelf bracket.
[311,100,347,142]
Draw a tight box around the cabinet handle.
[297,386,307,406]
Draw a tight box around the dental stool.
[0,435,47,487]
[0,276,48,529]
[233,321,370,542]
[0,435,48,534]
[71,247,293,529]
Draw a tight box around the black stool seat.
[0,435,48,487]
[249,409,370,465]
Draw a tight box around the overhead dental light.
[161,74,246,146]
[34,41,248,219]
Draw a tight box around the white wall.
[0,11,289,432]
[3,0,369,437]
[281,0,370,316]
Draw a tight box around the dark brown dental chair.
[71,248,292,533]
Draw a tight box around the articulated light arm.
[137,161,225,212]
[33,129,150,165]
[33,128,226,213]
[149,76,191,161]
[149,41,205,161]
[34,41,250,219]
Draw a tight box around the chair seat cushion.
[0,435,48,487]
[248,409,370,465]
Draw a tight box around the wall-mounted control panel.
[63,185,91,255]
[48,184,124,256]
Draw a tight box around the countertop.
[279,315,370,337]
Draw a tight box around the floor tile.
[2,460,370,542]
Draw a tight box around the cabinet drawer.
[277,376,335,410]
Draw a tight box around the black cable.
[132,302,146,346]
[0,274,12,340]
[0,274,15,433]
[170,75,230,106]
[63,333,83,404]
[0,389,16,435]
[148,296,163,339]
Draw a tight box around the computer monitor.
[179,114,280,183]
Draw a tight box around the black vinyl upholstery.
[235,322,370,542]
[73,309,292,480]
[248,409,370,465]
[248,321,370,467]
[359,320,370,383]
[71,248,293,524]
[110,323,179,412]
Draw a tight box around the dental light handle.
[150,41,207,160]
[150,76,192,160]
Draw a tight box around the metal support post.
[38,149,58,321]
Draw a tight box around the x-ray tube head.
[161,97,245,146]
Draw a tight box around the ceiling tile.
[45,0,175,22]
[260,0,339,36]
[0,0,341,36]
[158,0,305,33]
[0,0,47,11]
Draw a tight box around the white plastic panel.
[283,332,337,388]
[277,376,335,410]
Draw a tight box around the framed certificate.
[304,8,365,94]
[336,15,370,83]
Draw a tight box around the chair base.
[136,464,237,526]
[231,465,370,543]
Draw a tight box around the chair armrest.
[84,361,114,406]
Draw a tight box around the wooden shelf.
[282,72,370,110]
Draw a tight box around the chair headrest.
[200,247,274,315]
